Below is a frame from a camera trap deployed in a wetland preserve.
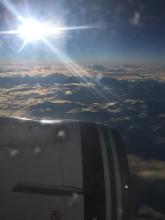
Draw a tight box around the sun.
[0,13,96,52]
[18,19,46,43]
[18,18,63,43]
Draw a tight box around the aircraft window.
[0,0,164,219]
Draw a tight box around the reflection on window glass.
[0,0,165,219]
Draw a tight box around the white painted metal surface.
[0,119,84,220]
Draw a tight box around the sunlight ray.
[42,39,109,101]
[0,30,19,35]
[19,40,28,53]
[2,0,24,22]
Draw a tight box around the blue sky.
[0,0,165,64]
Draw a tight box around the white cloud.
[65,90,72,95]
[128,154,165,180]
[129,12,141,26]
[139,206,165,220]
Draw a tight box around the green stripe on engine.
[103,127,117,220]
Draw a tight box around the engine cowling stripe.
[102,127,117,220]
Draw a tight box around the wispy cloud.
[139,206,165,220]
[129,12,141,27]
[128,154,165,180]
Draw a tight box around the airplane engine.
[0,117,129,220]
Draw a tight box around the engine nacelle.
[0,117,129,220]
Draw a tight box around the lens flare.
[18,18,62,43]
